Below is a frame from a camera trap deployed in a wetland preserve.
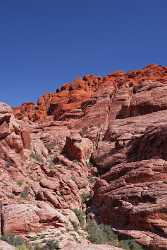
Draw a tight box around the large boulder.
[63,133,93,163]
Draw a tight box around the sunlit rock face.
[0,64,167,249]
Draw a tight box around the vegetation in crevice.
[44,239,60,250]
[0,234,30,249]
[72,208,85,228]
[30,152,44,163]
[80,192,92,204]
[20,186,30,199]
[0,234,61,250]
[85,219,145,250]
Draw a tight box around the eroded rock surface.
[0,64,167,249]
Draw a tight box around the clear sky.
[0,0,167,106]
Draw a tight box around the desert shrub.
[33,239,60,250]
[20,186,30,199]
[1,234,29,249]
[16,180,23,186]
[16,245,30,250]
[72,208,85,228]
[46,142,56,151]
[5,158,14,168]
[30,152,43,163]
[89,155,96,166]
[48,158,55,169]
[86,220,118,245]
[88,176,96,184]
[119,239,145,250]
[71,220,79,232]
[86,221,145,249]
[44,239,60,250]
[80,192,91,204]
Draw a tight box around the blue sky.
[0,0,167,106]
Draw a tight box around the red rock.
[0,65,167,249]
[2,204,40,234]
[63,133,93,162]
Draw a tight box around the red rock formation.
[13,75,103,121]
[1,64,167,249]
[13,64,167,122]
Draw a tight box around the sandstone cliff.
[0,64,167,249]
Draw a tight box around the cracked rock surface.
[0,64,167,249]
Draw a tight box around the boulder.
[63,133,93,162]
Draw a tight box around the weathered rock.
[93,159,167,231]
[63,133,93,162]
[2,204,40,234]
[0,65,167,249]
[0,240,15,250]
[0,102,12,119]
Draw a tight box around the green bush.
[80,192,91,204]
[44,239,60,250]
[30,152,43,163]
[48,159,55,169]
[71,220,79,232]
[16,245,30,250]
[33,239,60,250]
[86,220,145,249]
[86,220,119,245]
[119,239,145,250]
[72,208,85,228]
[20,186,30,199]
[1,234,30,249]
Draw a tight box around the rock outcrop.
[0,64,167,249]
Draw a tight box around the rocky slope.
[0,64,167,249]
